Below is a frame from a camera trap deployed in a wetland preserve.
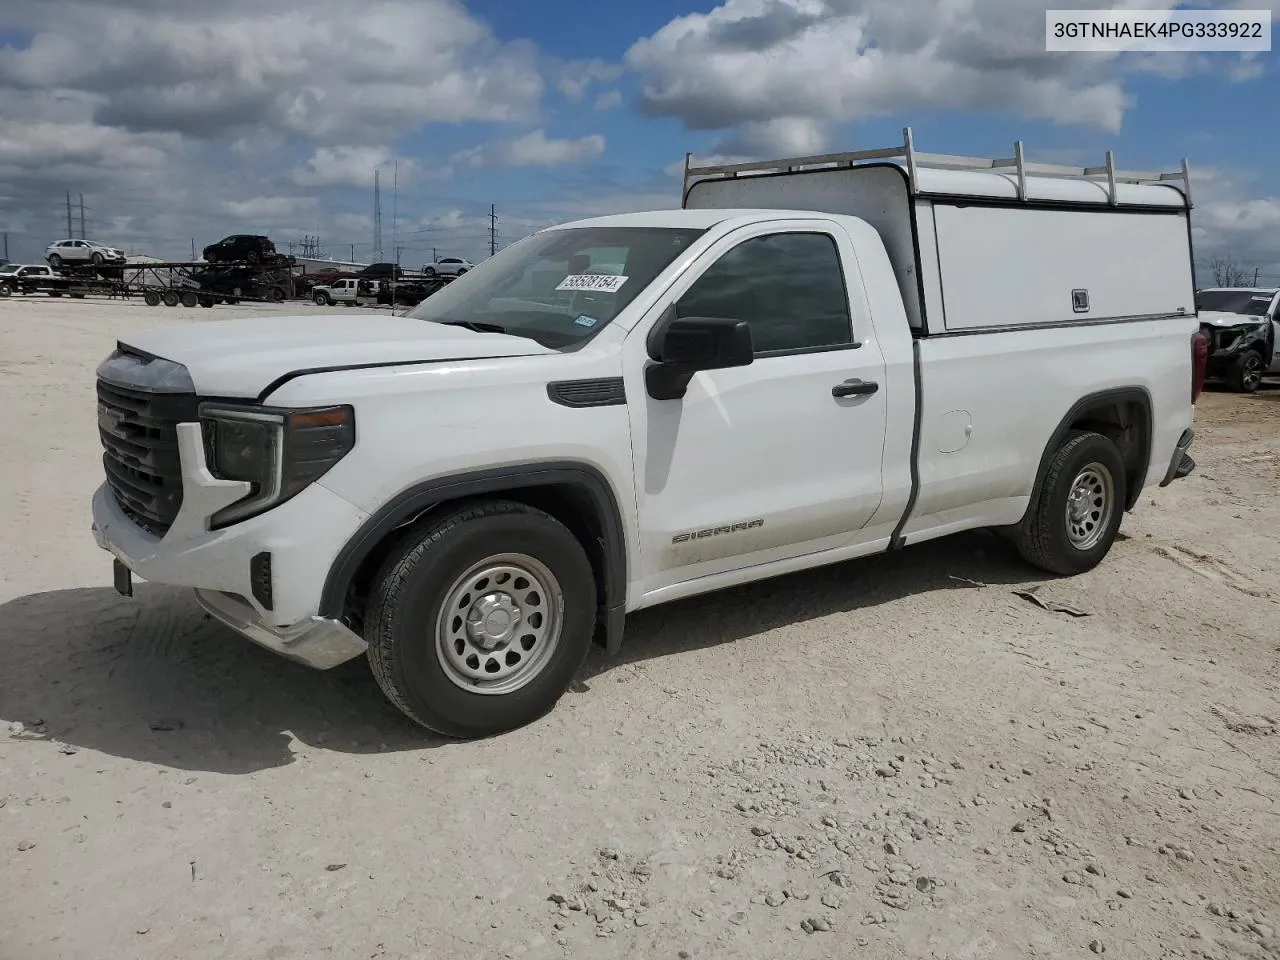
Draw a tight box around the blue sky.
[0,0,1277,279]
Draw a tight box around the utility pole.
[78,194,86,239]
[191,238,196,260]
[372,168,383,262]
[2,232,8,261]
[432,246,438,263]
[66,192,73,238]
[1254,267,1260,286]
[350,243,355,263]
[489,203,497,257]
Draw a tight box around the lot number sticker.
[555,273,628,293]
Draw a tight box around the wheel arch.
[318,462,628,652]
[1026,387,1154,517]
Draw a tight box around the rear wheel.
[1014,430,1126,576]
[199,296,215,308]
[1228,350,1264,393]
[180,291,199,308]
[366,501,597,738]
[47,254,62,268]
[162,290,179,307]
[143,289,161,307]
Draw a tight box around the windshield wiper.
[429,319,508,334]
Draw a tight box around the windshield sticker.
[1252,296,1272,302]
[555,273,628,293]
[573,315,599,328]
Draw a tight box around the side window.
[676,232,853,355]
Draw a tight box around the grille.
[97,379,200,536]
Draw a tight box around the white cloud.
[222,196,317,219]
[595,90,623,111]
[292,147,417,188]
[623,0,1233,135]
[557,59,624,101]
[457,129,607,168]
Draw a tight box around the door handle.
[831,378,879,398]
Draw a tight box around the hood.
[1199,310,1269,329]
[118,313,556,398]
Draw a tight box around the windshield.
[1196,290,1276,316]
[407,226,705,349]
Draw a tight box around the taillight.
[1191,331,1209,403]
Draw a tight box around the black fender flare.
[1026,387,1154,516]
[318,461,629,652]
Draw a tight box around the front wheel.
[90,252,104,266]
[47,254,62,268]
[366,501,597,738]
[313,292,330,305]
[1013,430,1126,576]
[1228,350,1264,393]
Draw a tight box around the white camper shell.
[682,129,1196,335]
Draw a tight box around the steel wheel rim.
[1243,355,1262,389]
[435,553,563,695]
[1065,462,1115,551]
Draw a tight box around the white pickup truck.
[311,277,378,306]
[91,130,1205,738]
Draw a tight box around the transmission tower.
[372,169,383,263]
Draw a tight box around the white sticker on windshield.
[1252,296,1272,302]
[555,273,628,293]
[574,315,599,327]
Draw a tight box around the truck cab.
[90,129,1203,739]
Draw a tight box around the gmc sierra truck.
[91,130,1205,738]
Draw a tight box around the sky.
[0,0,1277,281]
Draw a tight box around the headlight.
[199,402,355,528]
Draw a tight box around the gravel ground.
[2,296,1278,960]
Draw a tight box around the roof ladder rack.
[682,127,1193,208]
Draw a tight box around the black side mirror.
[645,313,753,400]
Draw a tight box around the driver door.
[623,220,889,600]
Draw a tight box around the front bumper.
[193,589,367,670]
[91,419,372,668]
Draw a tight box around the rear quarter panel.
[906,316,1199,541]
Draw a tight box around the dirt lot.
[2,295,1278,960]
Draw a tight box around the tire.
[91,252,104,266]
[457,268,467,275]
[47,254,61,268]
[0,284,11,298]
[267,286,285,303]
[313,292,330,306]
[143,289,161,307]
[1228,350,1264,393]
[47,290,62,297]
[1013,430,1126,577]
[162,290,179,307]
[424,267,437,278]
[366,500,597,738]
[180,291,199,308]
[199,297,215,308]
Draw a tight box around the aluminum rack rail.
[682,126,1193,208]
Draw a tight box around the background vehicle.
[357,262,409,282]
[189,264,288,305]
[46,239,125,268]
[202,235,278,264]
[312,277,378,305]
[0,263,76,296]
[1195,287,1279,392]
[423,257,472,277]
[90,130,1202,740]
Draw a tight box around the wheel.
[1014,430,1126,576]
[71,292,85,299]
[424,266,437,278]
[47,254,62,268]
[180,291,199,308]
[313,292,330,305]
[457,268,467,275]
[1228,350,1264,393]
[267,286,285,303]
[162,290,179,307]
[47,290,62,297]
[91,252,104,266]
[143,289,161,307]
[199,297,215,308]
[0,284,11,298]
[366,501,597,738]
[246,251,260,264]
